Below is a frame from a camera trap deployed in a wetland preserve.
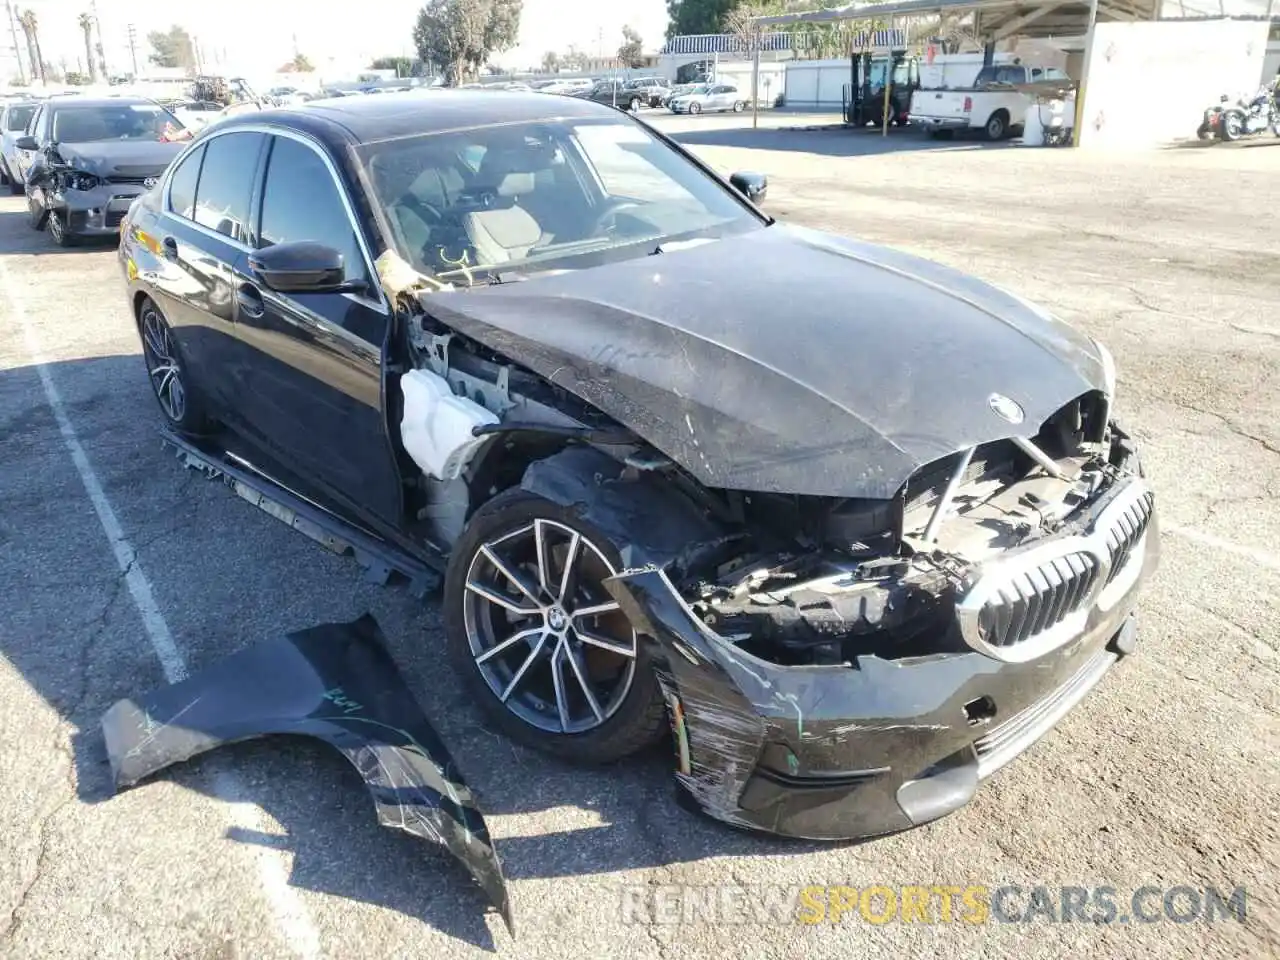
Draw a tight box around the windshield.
[5,104,34,131]
[51,104,186,143]
[359,117,762,282]
[684,85,710,96]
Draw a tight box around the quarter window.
[167,144,205,220]
[192,131,265,243]
[258,135,368,286]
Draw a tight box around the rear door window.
[167,144,205,219]
[192,131,265,243]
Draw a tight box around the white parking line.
[0,261,323,960]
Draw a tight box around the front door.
[230,131,403,527]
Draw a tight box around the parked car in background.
[909,62,1071,140]
[624,77,670,108]
[576,79,646,111]
[18,97,188,246]
[669,83,745,115]
[168,100,225,132]
[0,99,38,194]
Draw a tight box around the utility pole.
[4,1,24,83]
[126,23,138,77]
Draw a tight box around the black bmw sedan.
[118,91,1157,841]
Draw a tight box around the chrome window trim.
[161,122,388,315]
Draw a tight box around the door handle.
[236,282,265,319]
[161,235,178,260]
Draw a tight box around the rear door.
[148,130,267,412]
[230,130,402,524]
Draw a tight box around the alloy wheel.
[462,518,637,735]
[140,304,186,422]
[48,210,65,244]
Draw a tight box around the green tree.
[371,56,417,76]
[617,25,644,67]
[540,50,559,72]
[147,25,196,71]
[665,0,737,39]
[413,0,522,86]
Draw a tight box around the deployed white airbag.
[400,369,499,481]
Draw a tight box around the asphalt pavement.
[0,115,1277,959]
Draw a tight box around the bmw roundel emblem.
[143,177,158,188]
[988,393,1025,424]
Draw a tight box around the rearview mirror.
[14,135,37,151]
[730,171,768,204]
[248,241,363,294]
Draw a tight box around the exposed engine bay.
[397,305,1139,671]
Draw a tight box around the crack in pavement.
[1164,396,1280,459]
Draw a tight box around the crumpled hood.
[422,224,1108,499]
[55,140,182,179]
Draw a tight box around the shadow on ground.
[0,209,121,255]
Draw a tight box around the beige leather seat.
[461,151,546,265]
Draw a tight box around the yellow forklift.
[842,49,920,129]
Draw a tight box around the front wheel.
[27,192,47,231]
[689,101,702,115]
[47,209,76,247]
[444,488,666,764]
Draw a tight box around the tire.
[137,296,212,434]
[1219,110,1243,142]
[444,487,667,764]
[26,192,47,230]
[733,100,745,113]
[689,101,702,115]
[0,161,8,186]
[47,209,77,247]
[984,110,1010,141]
[8,174,21,195]
[628,97,640,112]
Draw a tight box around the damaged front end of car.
[595,401,1158,840]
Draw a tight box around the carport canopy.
[752,0,1162,40]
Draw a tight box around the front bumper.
[607,506,1159,841]
[51,183,147,236]
[910,115,971,131]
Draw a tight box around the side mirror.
[248,241,362,294]
[15,135,38,151]
[730,171,768,204]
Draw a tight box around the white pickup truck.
[909,63,1071,140]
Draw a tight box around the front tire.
[444,488,666,764]
[137,296,211,434]
[47,209,76,247]
[27,192,47,230]
[689,101,702,115]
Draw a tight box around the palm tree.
[17,10,43,84]
[78,13,97,82]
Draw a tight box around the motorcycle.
[1212,86,1279,142]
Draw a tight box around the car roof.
[214,88,627,146]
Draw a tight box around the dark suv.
[624,77,670,108]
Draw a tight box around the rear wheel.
[138,296,211,434]
[444,488,666,764]
[984,110,1010,141]
[733,100,745,113]
[1219,111,1243,141]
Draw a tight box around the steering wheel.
[590,199,644,236]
